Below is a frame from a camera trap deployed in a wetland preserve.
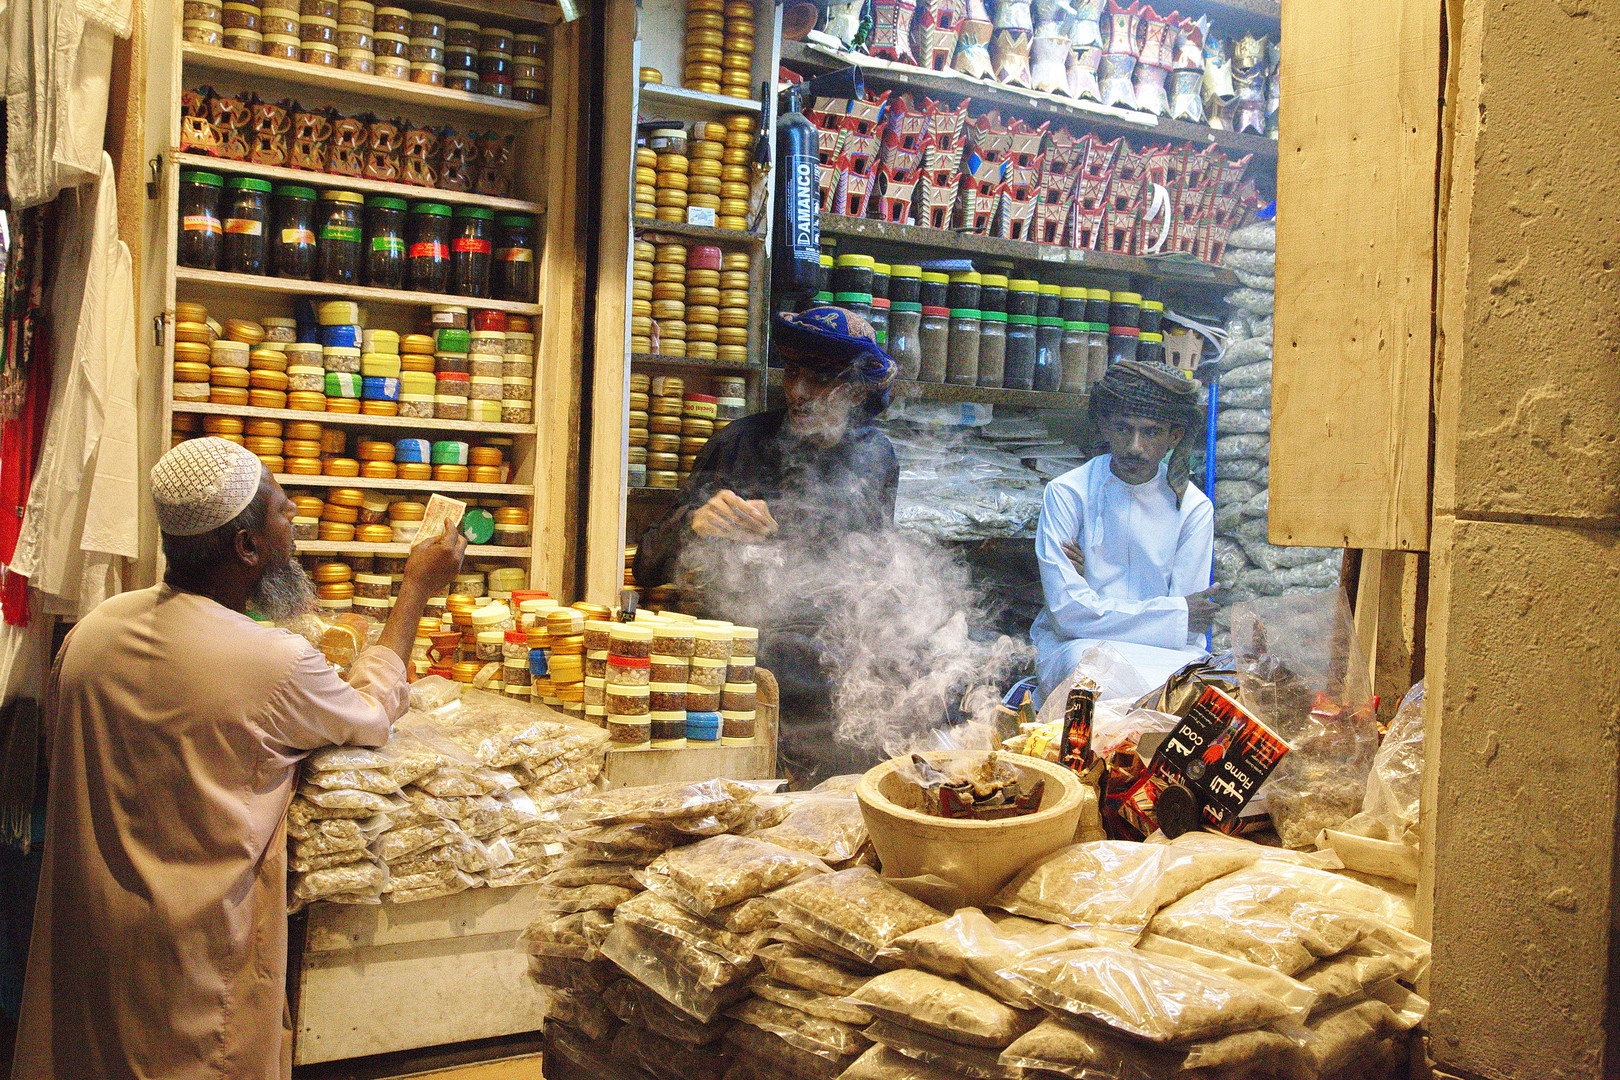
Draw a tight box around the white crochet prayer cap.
[151,437,265,536]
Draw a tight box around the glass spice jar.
[917,306,950,383]
[494,214,537,302]
[364,195,407,289]
[945,308,981,386]
[222,175,271,276]
[272,184,318,279]
[317,190,364,285]
[177,169,224,269]
[451,206,494,297]
[409,202,452,294]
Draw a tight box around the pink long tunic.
[12,585,407,1080]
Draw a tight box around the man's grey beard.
[249,557,316,621]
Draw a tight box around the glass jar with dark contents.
[947,270,982,311]
[1035,284,1064,392]
[272,184,318,279]
[979,273,1008,317]
[364,195,407,289]
[409,202,452,294]
[317,190,364,285]
[919,271,948,310]
[222,175,271,275]
[177,169,224,269]
[494,214,536,302]
[451,206,494,298]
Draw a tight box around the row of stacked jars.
[306,551,531,623]
[626,372,743,489]
[632,235,751,361]
[677,0,755,99]
[178,170,537,302]
[183,0,546,100]
[588,611,758,749]
[170,414,529,502]
[639,115,758,230]
[815,257,1166,393]
[168,299,536,424]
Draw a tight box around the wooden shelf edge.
[638,83,762,114]
[172,400,539,435]
[818,213,1240,287]
[174,266,544,314]
[181,43,551,123]
[169,153,546,216]
[630,353,761,372]
[632,219,765,247]
[274,474,535,495]
[780,41,1278,162]
[765,367,1089,409]
[295,541,533,556]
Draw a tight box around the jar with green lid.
[1004,313,1038,390]
[976,309,1007,387]
[947,270,982,311]
[1110,290,1142,329]
[888,301,922,380]
[919,271,949,309]
[317,190,364,285]
[1087,323,1109,386]
[1085,287,1111,324]
[1140,298,1165,335]
[917,306,950,383]
[364,195,407,289]
[272,184,318,279]
[452,205,494,298]
[833,291,872,320]
[980,273,1008,315]
[945,308,980,385]
[1138,330,1165,366]
[1034,284,1064,392]
[409,202,452,293]
[177,169,224,269]
[830,253,874,296]
[494,214,537,302]
[1007,279,1040,318]
[1060,321,1089,393]
[888,265,921,306]
[222,176,272,276]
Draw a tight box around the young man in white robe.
[1031,360,1220,701]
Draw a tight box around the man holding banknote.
[13,437,466,1080]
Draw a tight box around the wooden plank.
[303,884,555,954]
[1270,0,1439,551]
[781,41,1279,161]
[169,153,545,215]
[174,267,544,315]
[631,219,763,247]
[293,932,546,1064]
[582,0,639,605]
[535,18,591,600]
[172,400,537,436]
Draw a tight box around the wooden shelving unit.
[766,368,1089,411]
[780,40,1279,162]
[146,0,591,603]
[584,0,784,603]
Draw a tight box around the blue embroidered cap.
[773,305,896,387]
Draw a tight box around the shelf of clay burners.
[819,214,1241,290]
[182,44,552,123]
[175,266,543,315]
[779,41,1278,163]
[766,367,1089,410]
[169,153,546,216]
[632,219,765,247]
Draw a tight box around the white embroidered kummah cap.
[150,437,265,536]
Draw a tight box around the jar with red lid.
[682,393,718,420]
[436,370,470,394]
[687,245,723,271]
[470,309,508,332]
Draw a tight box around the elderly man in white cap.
[12,438,467,1080]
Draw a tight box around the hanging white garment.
[3,0,134,208]
[9,151,140,617]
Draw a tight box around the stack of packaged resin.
[287,679,611,909]
[525,777,884,1078]
[682,0,754,99]
[627,371,651,487]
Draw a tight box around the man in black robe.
[634,307,898,782]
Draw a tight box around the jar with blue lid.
[685,711,721,743]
